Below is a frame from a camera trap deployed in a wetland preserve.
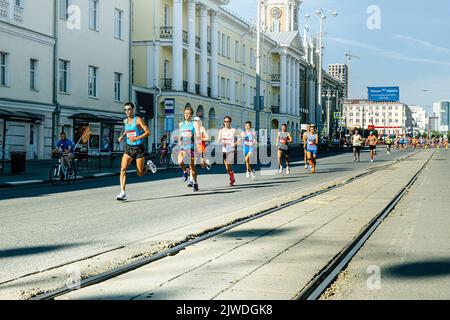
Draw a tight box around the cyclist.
[53,132,75,169]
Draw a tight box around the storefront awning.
[69,113,124,125]
[0,109,44,123]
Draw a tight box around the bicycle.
[50,154,77,186]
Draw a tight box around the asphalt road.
[0,148,415,284]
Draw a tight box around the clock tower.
[262,0,302,32]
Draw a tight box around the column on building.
[295,60,300,116]
[210,11,219,98]
[172,0,183,91]
[199,5,208,96]
[280,53,287,114]
[290,4,294,31]
[286,55,291,114]
[291,57,295,115]
[187,0,196,93]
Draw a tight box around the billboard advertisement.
[368,87,400,102]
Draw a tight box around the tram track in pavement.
[30,150,424,300]
[295,149,436,300]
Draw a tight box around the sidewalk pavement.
[0,158,170,188]
[56,150,433,300]
[325,149,450,300]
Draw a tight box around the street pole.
[317,16,323,134]
[255,0,261,133]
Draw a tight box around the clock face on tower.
[271,7,282,19]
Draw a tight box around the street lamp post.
[255,0,261,133]
[305,8,338,136]
[322,87,336,143]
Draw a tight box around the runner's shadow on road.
[386,259,450,278]
[124,190,241,203]
[0,243,86,259]
[203,180,298,192]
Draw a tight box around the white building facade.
[409,105,427,135]
[344,100,413,136]
[0,0,131,162]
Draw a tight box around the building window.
[60,0,70,19]
[89,0,99,30]
[30,59,38,90]
[0,52,8,86]
[131,59,134,84]
[235,41,239,62]
[221,77,225,98]
[58,59,70,93]
[114,8,124,39]
[235,81,239,102]
[163,60,169,79]
[218,32,221,55]
[164,5,170,26]
[227,36,230,59]
[227,79,230,99]
[114,72,122,101]
[222,33,226,56]
[88,66,98,97]
[242,44,246,65]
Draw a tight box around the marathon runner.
[187,116,211,187]
[277,124,293,175]
[178,106,200,192]
[306,126,319,174]
[116,102,156,201]
[351,129,363,162]
[241,121,257,180]
[366,131,379,163]
[386,135,393,155]
[302,124,311,169]
[218,116,241,186]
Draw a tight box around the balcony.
[207,42,211,54]
[160,26,173,39]
[0,0,9,20]
[162,78,172,90]
[182,31,188,45]
[270,74,280,86]
[271,106,280,114]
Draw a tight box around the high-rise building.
[409,105,427,134]
[432,101,450,133]
[328,64,348,98]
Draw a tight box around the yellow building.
[132,0,309,147]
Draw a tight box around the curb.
[0,167,172,189]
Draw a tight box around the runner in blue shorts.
[306,126,319,174]
[241,121,257,180]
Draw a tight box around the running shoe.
[246,171,250,178]
[205,159,212,170]
[279,166,283,174]
[193,183,199,192]
[286,167,290,175]
[304,165,308,169]
[116,191,127,201]
[251,171,256,180]
[187,180,193,188]
[182,169,190,182]
[146,160,157,174]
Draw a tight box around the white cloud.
[393,34,450,55]
[328,37,450,68]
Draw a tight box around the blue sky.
[226,0,450,111]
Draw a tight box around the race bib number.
[126,130,137,138]
[182,130,193,138]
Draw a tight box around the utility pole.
[255,0,261,133]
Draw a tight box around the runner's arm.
[135,117,150,141]
[233,129,241,146]
[287,133,293,143]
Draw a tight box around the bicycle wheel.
[66,167,77,185]
[50,165,63,186]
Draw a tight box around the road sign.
[164,99,175,114]
[333,112,341,119]
[165,116,174,132]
